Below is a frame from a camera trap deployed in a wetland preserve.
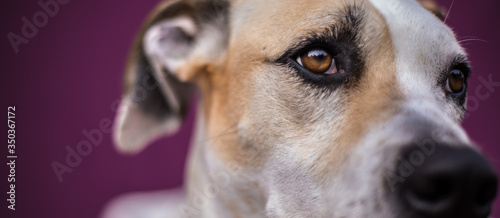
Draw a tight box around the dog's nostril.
[393,144,498,218]
[411,175,453,203]
[402,173,456,215]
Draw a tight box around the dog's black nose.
[393,144,498,218]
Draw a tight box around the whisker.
[444,0,456,23]
[458,36,486,40]
[458,38,488,44]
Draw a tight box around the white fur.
[368,0,469,140]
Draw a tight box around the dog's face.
[114,0,497,217]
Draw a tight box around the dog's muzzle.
[391,143,498,218]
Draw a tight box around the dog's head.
[113,0,498,217]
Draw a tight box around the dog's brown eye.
[297,49,336,74]
[446,70,465,93]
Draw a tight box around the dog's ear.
[113,0,229,154]
[418,0,447,20]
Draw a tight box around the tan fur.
[193,0,400,184]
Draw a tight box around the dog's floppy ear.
[418,0,447,20]
[113,0,229,154]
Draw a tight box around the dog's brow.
[448,54,471,82]
[270,5,365,62]
[451,55,470,74]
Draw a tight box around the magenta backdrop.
[0,0,499,217]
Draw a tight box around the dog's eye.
[297,49,337,74]
[446,69,465,93]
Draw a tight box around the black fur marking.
[132,55,172,119]
[276,5,365,91]
[131,55,193,121]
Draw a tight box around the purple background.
[0,0,499,217]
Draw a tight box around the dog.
[102,0,498,217]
